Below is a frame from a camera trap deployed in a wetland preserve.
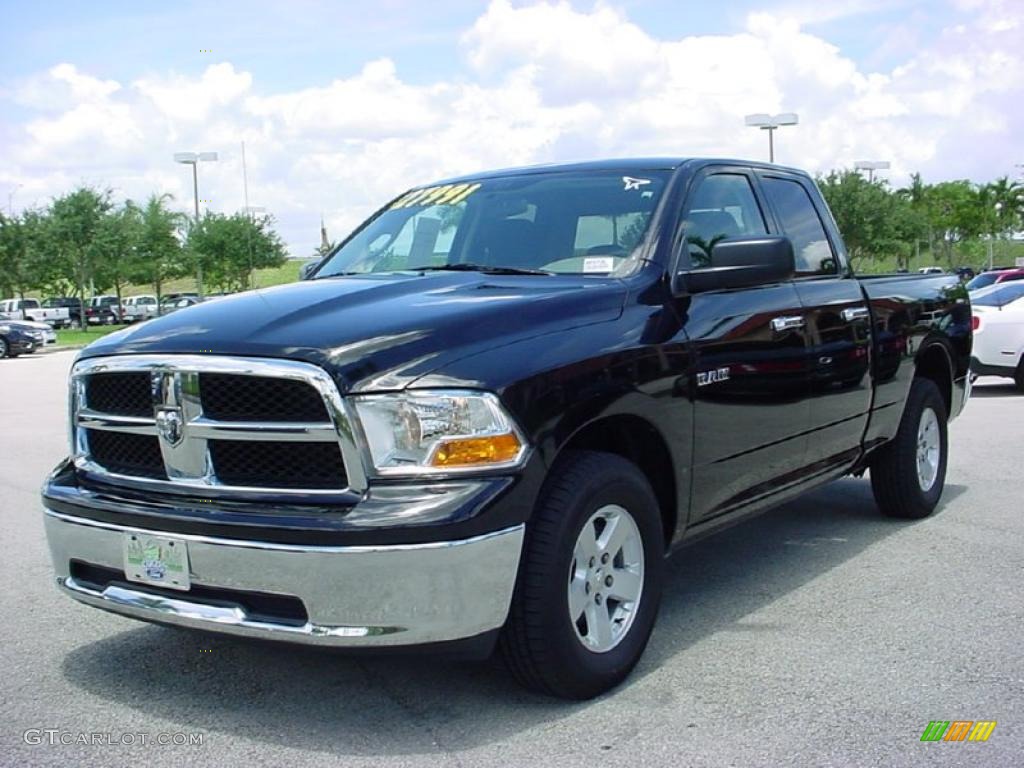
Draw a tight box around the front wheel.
[0,338,8,359]
[500,450,664,699]
[1014,358,1024,393]
[869,377,948,519]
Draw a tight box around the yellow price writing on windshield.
[389,183,482,209]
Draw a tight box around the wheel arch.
[554,413,679,547]
[915,339,954,418]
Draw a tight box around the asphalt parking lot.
[1,349,1021,767]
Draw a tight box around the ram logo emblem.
[696,367,731,387]
[155,406,185,447]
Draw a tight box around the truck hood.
[80,272,626,392]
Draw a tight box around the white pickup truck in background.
[0,298,71,328]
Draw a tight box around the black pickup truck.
[43,158,971,699]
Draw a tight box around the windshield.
[973,282,1024,307]
[966,272,1001,291]
[314,170,669,278]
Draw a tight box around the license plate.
[123,533,191,591]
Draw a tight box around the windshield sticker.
[390,183,482,209]
[583,256,615,273]
[622,176,652,192]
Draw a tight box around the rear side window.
[761,178,837,276]
[682,174,768,269]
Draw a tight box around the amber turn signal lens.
[429,433,522,467]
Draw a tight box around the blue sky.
[3,0,953,90]
[1,0,1020,257]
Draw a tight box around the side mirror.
[299,258,322,281]
[675,236,795,294]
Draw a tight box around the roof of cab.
[428,157,809,186]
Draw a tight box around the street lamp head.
[745,112,799,128]
[854,160,891,171]
[174,151,218,164]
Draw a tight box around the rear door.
[678,167,812,521]
[756,171,872,470]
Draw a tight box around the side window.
[682,174,767,269]
[761,178,837,276]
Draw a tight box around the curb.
[47,344,88,352]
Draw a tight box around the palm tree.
[984,176,1023,238]
[896,172,931,266]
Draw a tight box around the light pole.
[7,183,22,216]
[174,151,218,297]
[990,202,1004,270]
[854,160,890,183]
[744,113,799,163]
[243,205,266,289]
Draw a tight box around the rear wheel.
[869,377,948,519]
[500,450,664,699]
[1014,358,1024,393]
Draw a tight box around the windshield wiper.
[311,271,365,279]
[413,263,553,276]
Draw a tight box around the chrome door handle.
[841,307,870,323]
[770,315,805,332]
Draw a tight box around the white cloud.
[134,62,252,123]
[2,0,1022,257]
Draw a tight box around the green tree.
[93,203,143,314]
[817,170,916,269]
[48,187,113,327]
[925,181,985,269]
[188,212,288,292]
[134,194,187,309]
[0,212,31,298]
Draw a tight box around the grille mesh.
[85,372,152,417]
[209,440,346,489]
[199,374,330,422]
[86,429,167,479]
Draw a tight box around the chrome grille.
[85,372,153,417]
[199,373,329,422]
[70,355,367,497]
[86,429,167,479]
[209,440,347,489]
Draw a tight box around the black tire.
[500,450,664,699]
[869,377,948,519]
[0,337,8,359]
[1014,359,1024,393]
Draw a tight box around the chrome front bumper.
[45,510,524,647]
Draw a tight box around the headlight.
[352,390,526,475]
